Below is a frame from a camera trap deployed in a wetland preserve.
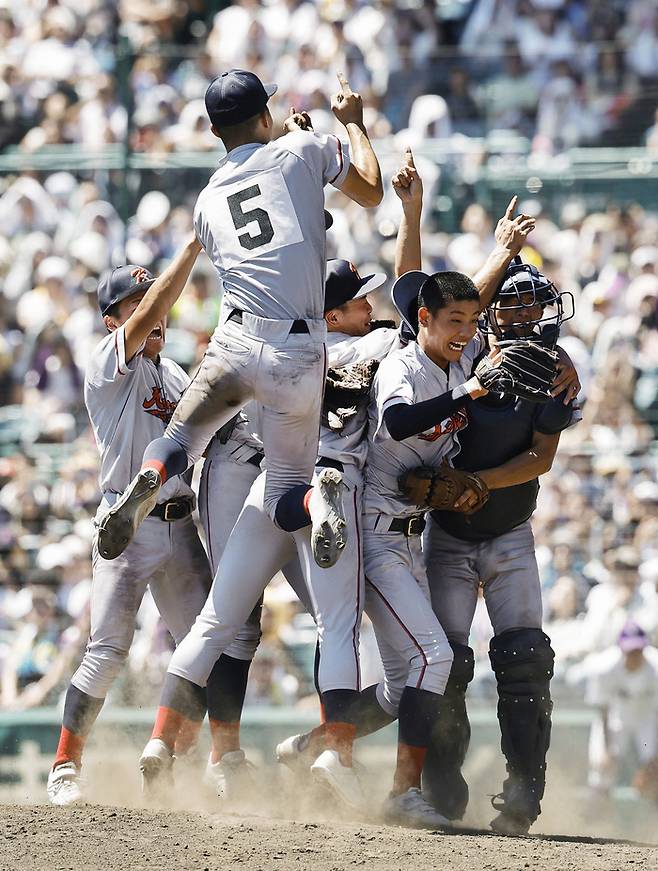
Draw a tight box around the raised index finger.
[404,146,415,169]
[504,195,518,219]
[337,71,352,95]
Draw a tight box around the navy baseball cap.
[205,70,278,128]
[324,259,386,313]
[391,270,434,337]
[97,265,156,316]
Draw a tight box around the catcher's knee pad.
[423,642,474,821]
[489,628,554,820]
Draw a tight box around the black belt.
[228,309,309,334]
[246,450,265,468]
[316,456,344,472]
[388,514,426,537]
[150,497,195,522]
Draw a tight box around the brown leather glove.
[399,463,490,515]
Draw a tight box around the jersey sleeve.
[372,355,414,438]
[533,396,576,435]
[86,327,142,387]
[282,131,351,189]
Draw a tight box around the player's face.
[494,290,542,338]
[326,296,372,336]
[418,300,480,368]
[115,291,166,358]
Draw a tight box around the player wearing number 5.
[98,69,382,570]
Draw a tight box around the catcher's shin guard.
[422,642,475,821]
[489,628,554,823]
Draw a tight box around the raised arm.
[123,234,202,361]
[393,147,423,277]
[472,196,535,310]
[331,73,383,208]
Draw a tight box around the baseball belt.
[227,309,310,334]
[149,497,195,522]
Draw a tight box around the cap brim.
[101,277,157,315]
[324,209,334,230]
[619,638,647,651]
[353,272,387,299]
[391,271,428,336]
[264,83,278,99]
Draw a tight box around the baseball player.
[138,255,398,807]
[97,69,383,571]
[47,241,218,806]
[404,261,580,835]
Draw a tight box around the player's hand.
[331,72,364,127]
[392,147,423,207]
[552,352,581,404]
[283,106,313,134]
[494,196,535,258]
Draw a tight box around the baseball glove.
[399,463,490,514]
[475,340,558,404]
[323,360,378,432]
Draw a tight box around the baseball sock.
[206,655,252,763]
[392,687,442,795]
[53,684,104,769]
[322,689,359,766]
[141,437,189,484]
[152,674,207,752]
[273,484,312,531]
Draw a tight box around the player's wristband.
[451,384,470,401]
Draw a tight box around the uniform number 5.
[227,185,274,251]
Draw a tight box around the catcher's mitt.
[323,360,378,432]
[475,340,558,403]
[399,464,490,514]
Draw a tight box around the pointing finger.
[504,195,518,219]
[337,71,352,95]
[404,146,415,169]
[290,107,296,116]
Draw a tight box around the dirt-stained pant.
[71,509,212,699]
[424,518,543,644]
[165,311,326,521]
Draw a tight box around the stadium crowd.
[0,0,657,795]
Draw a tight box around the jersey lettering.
[206,166,304,268]
[418,409,468,441]
[143,387,177,423]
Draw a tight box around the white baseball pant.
[71,509,212,699]
[165,312,326,521]
[362,517,453,714]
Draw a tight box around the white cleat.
[47,761,83,807]
[139,737,174,797]
[383,787,451,830]
[309,467,347,568]
[203,750,255,801]
[97,468,161,560]
[311,749,366,812]
[275,733,315,776]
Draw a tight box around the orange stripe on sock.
[324,722,356,767]
[53,727,85,769]
[142,459,167,484]
[303,487,312,516]
[174,717,203,757]
[152,706,187,752]
[208,719,241,764]
[392,743,427,795]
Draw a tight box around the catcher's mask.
[483,257,574,348]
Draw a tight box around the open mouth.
[448,340,466,352]
[148,326,163,340]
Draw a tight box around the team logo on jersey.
[143,387,177,423]
[417,408,468,442]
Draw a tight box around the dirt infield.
[3,804,657,871]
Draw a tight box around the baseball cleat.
[310,749,366,811]
[275,733,315,776]
[383,787,451,830]
[97,468,161,560]
[139,737,174,797]
[47,761,83,807]
[203,750,255,801]
[490,810,531,837]
[309,467,348,568]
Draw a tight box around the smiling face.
[325,295,373,337]
[418,299,481,369]
[104,290,165,359]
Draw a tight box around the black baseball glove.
[323,360,379,432]
[475,340,557,403]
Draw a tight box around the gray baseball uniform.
[164,131,351,522]
[71,325,212,699]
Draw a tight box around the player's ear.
[418,305,430,329]
[209,123,222,139]
[103,314,118,333]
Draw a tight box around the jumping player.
[97,69,383,570]
[46,241,217,805]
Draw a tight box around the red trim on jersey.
[365,575,427,688]
[328,136,344,185]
